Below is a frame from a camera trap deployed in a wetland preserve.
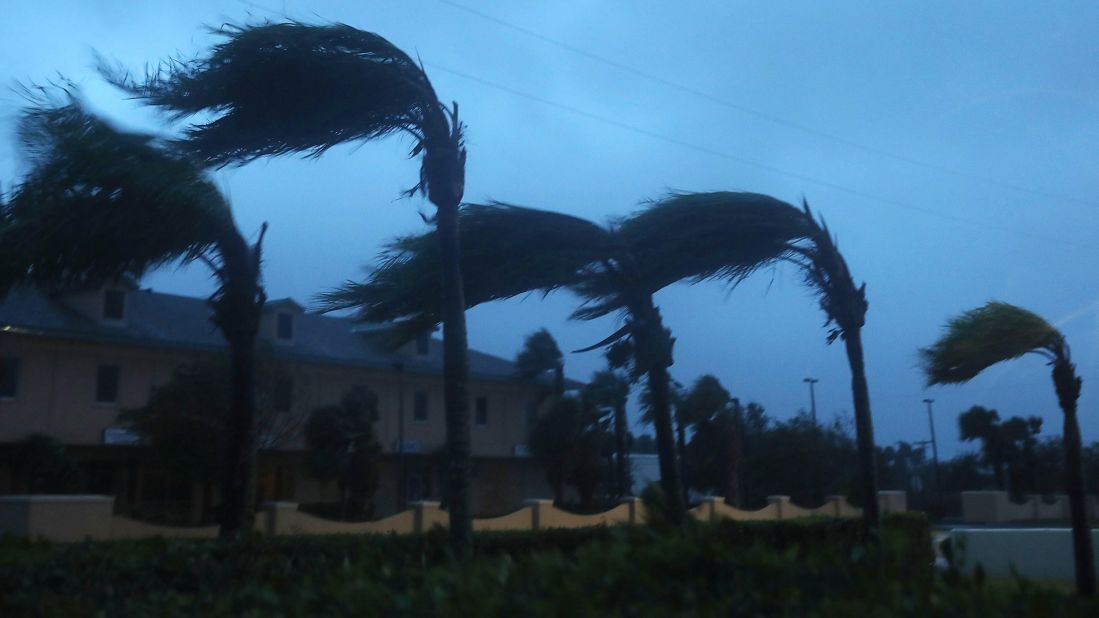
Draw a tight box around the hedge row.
[1,514,1093,617]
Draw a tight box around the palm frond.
[5,98,230,288]
[315,202,613,339]
[622,191,812,292]
[791,200,867,342]
[515,328,563,379]
[920,301,1064,385]
[103,21,448,168]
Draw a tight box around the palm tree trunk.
[843,327,880,528]
[1054,358,1095,597]
[614,404,629,496]
[628,298,685,521]
[434,195,472,552]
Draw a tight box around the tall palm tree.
[2,99,266,537]
[106,22,474,547]
[921,301,1095,596]
[515,328,565,394]
[788,202,880,527]
[583,369,631,496]
[322,192,811,524]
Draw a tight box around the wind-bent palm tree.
[787,202,880,527]
[3,99,266,537]
[583,369,631,496]
[516,328,565,395]
[921,301,1095,597]
[322,192,811,524]
[106,22,474,547]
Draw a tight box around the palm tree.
[788,202,880,527]
[515,328,565,394]
[921,301,1095,596]
[321,192,811,524]
[106,22,475,547]
[3,99,267,537]
[305,386,382,521]
[583,369,631,496]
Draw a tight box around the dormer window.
[276,313,293,341]
[103,289,125,320]
[415,333,430,356]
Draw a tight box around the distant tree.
[304,387,382,521]
[958,406,1009,490]
[119,358,302,520]
[6,434,82,493]
[679,376,737,503]
[583,369,631,497]
[112,21,475,550]
[631,434,658,454]
[527,395,605,509]
[515,328,565,394]
[922,301,1095,596]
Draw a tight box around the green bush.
[1,515,1094,617]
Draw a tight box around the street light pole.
[923,398,943,508]
[803,378,819,426]
[395,362,406,511]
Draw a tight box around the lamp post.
[923,398,943,509]
[395,362,406,511]
[803,377,819,426]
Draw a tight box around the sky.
[1,0,1097,458]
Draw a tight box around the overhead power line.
[423,62,1089,251]
[438,0,1099,211]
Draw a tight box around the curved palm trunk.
[1053,358,1095,597]
[632,300,686,524]
[843,327,880,528]
[613,403,629,496]
[215,227,265,538]
[424,126,472,552]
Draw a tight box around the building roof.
[0,286,580,387]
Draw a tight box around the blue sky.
[2,1,1097,457]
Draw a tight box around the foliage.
[526,396,606,508]
[118,357,301,484]
[514,328,564,395]
[3,97,230,289]
[920,302,1064,385]
[3,515,1096,617]
[1,434,82,493]
[304,386,382,520]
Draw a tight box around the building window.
[415,333,430,355]
[103,289,125,320]
[0,357,19,399]
[276,313,293,340]
[413,390,428,422]
[274,378,293,412]
[475,396,488,426]
[96,365,120,404]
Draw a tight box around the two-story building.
[0,282,563,522]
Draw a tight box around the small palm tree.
[515,328,565,394]
[3,99,266,537]
[305,387,382,521]
[921,301,1095,596]
[583,369,631,496]
[322,192,811,524]
[107,21,476,549]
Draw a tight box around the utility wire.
[438,0,1099,211]
[425,61,1090,251]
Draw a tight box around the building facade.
[0,283,559,523]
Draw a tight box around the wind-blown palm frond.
[6,99,230,287]
[515,328,563,380]
[790,201,866,343]
[570,192,812,322]
[317,203,613,338]
[920,301,1065,385]
[103,21,450,169]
